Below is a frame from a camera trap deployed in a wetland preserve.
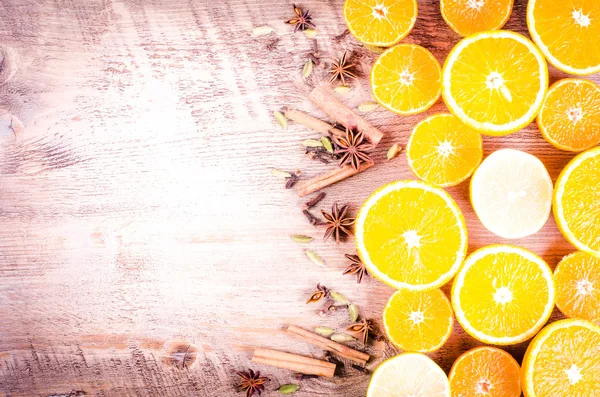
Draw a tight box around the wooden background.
[0,0,597,396]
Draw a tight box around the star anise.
[321,202,354,244]
[235,369,269,397]
[343,254,369,283]
[285,4,315,33]
[306,283,330,304]
[328,51,357,86]
[346,319,374,345]
[332,127,374,171]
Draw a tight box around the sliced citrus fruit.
[537,78,600,152]
[343,0,417,47]
[449,346,521,397]
[371,44,442,115]
[406,113,483,187]
[527,0,600,75]
[442,31,548,136]
[440,0,514,37]
[554,147,600,258]
[554,251,600,323]
[383,288,453,352]
[522,319,600,397]
[470,149,553,239]
[452,245,555,345]
[356,180,467,290]
[367,352,450,397]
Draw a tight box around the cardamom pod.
[302,139,324,148]
[321,136,333,153]
[315,326,335,336]
[271,169,292,178]
[274,111,288,130]
[330,333,355,343]
[291,234,313,243]
[330,291,350,304]
[279,384,300,394]
[305,250,325,267]
[386,143,402,161]
[348,303,359,323]
[303,28,318,38]
[333,85,351,94]
[358,101,379,113]
[302,60,313,79]
[253,26,274,36]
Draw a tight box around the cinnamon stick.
[295,161,374,197]
[283,107,344,137]
[309,85,384,145]
[287,325,370,365]
[252,347,335,378]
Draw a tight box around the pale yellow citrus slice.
[554,251,600,323]
[367,352,450,397]
[371,44,442,115]
[441,0,514,37]
[452,245,555,345]
[522,319,600,397]
[537,78,600,152]
[406,113,483,187]
[343,0,418,47]
[470,149,553,239]
[356,180,467,290]
[554,147,600,258]
[449,346,521,397]
[442,31,548,136]
[527,0,600,75]
[383,288,453,353]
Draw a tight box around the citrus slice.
[554,251,600,323]
[449,346,521,397]
[440,0,514,37]
[356,180,467,290]
[367,353,450,397]
[554,147,600,258]
[371,44,442,115]
[537,78,600,152]
[522,319,600,397]
[343,0,418,47]
[442,31,548,136]
[406,113,483,187]
[452,245,555,345]
[527,0,600,75]
[383,288,453,353]
[470,149,553,239]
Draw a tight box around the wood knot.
[162,341,198,369]
[0,47,18,86]
[0,108,24,143]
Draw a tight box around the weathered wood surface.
[0,0,597,396]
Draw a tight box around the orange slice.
[343,0,418,47]
[527,0,600,75]
[371,44,442,115]
[554,147,600,258]
[442,31,548,135]
[440,0,514,37]
[383,288,453,353]
[406,113,483,187]
[522,319,600,397]
[554,251,600,323]
[537,78,600,152]
[449,346,521,397]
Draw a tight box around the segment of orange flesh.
[344,0,417,47]
[383,288,453,353]
[527,0,600,75]
[407,113,483,187]
[554,252,600,322]
[371,44,442,115]
[441,0,514,37]
[449,346,521,397]
[522,319,600,397]
[537,78,600,152]
[452,245,554,345]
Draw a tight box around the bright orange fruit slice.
[537,78,600,152]
[343,0,418,47]
[383,288,453,353]
[440,0,514,37]
[449,346,521,397]
[527,0,600,75]
[555,251,600,323]
[522,319,600,397]
[371,44,442,115]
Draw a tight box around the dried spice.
[333,127,375,171]
[235,369,270,397]
[274,111,288,129]
[343,254,369,283]
[285,4,315,33]
[328,51,357,86]
[294,373,319,380]
[358,101,379,113]
[333,85,352,95]
[253,26,274,36]
[271,169,292,179]
[266,38,281,51]
[330,333,355,343]
[386,143,402,160]
[305,250,325,267]
[305,146,335,164]
[321,136,334,153]
[291,234,313,244]
[347,319,374,345]
[302,139,324,148]
[321,202,355,244]
[333,29,350,42]
[315,326,335,336]
[302,209,322,226]
[278,384,300,394]
[304,28,318,38]
[285,171,301,189]
[348,303,359,323]
[303,192,325,210]
[329,291,350,304]
[302,60,313,79]
[306,284,330,304]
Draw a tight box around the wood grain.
[0,0,597,395]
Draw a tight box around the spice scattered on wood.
[303,192,325,210]
[333,29,350,42]
[253,26,274,36]
[329,291,350,304]
[333,85,352,95]
[274,111,288,129]
[347,319,375,345]
[285,171,301,189]
[348,303,359,322]
[351,364,370,374]
[358,101,379,113]
[333,128,375,171]
[305,250,325,267]
[343,254,369,283]
[306,284,330,304]
[302,209,322,226]
[235,369,270,397]
[328,52,357,86]
[302,60,313,79]
[278,384,300,394]
[321,136,334,153]
[291,234,313,244]
[321,202,355,244]
[294,373,319,380]
[252,348,335,378]
[296,161,374,197]
[285,4,315,33]
[302,139,324,148]
[330,333,355,343]
[304,28,318,38]
[283,107,344,137]
[315,326,335,336]
[386,143,402,160]
[271,169,292,179]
